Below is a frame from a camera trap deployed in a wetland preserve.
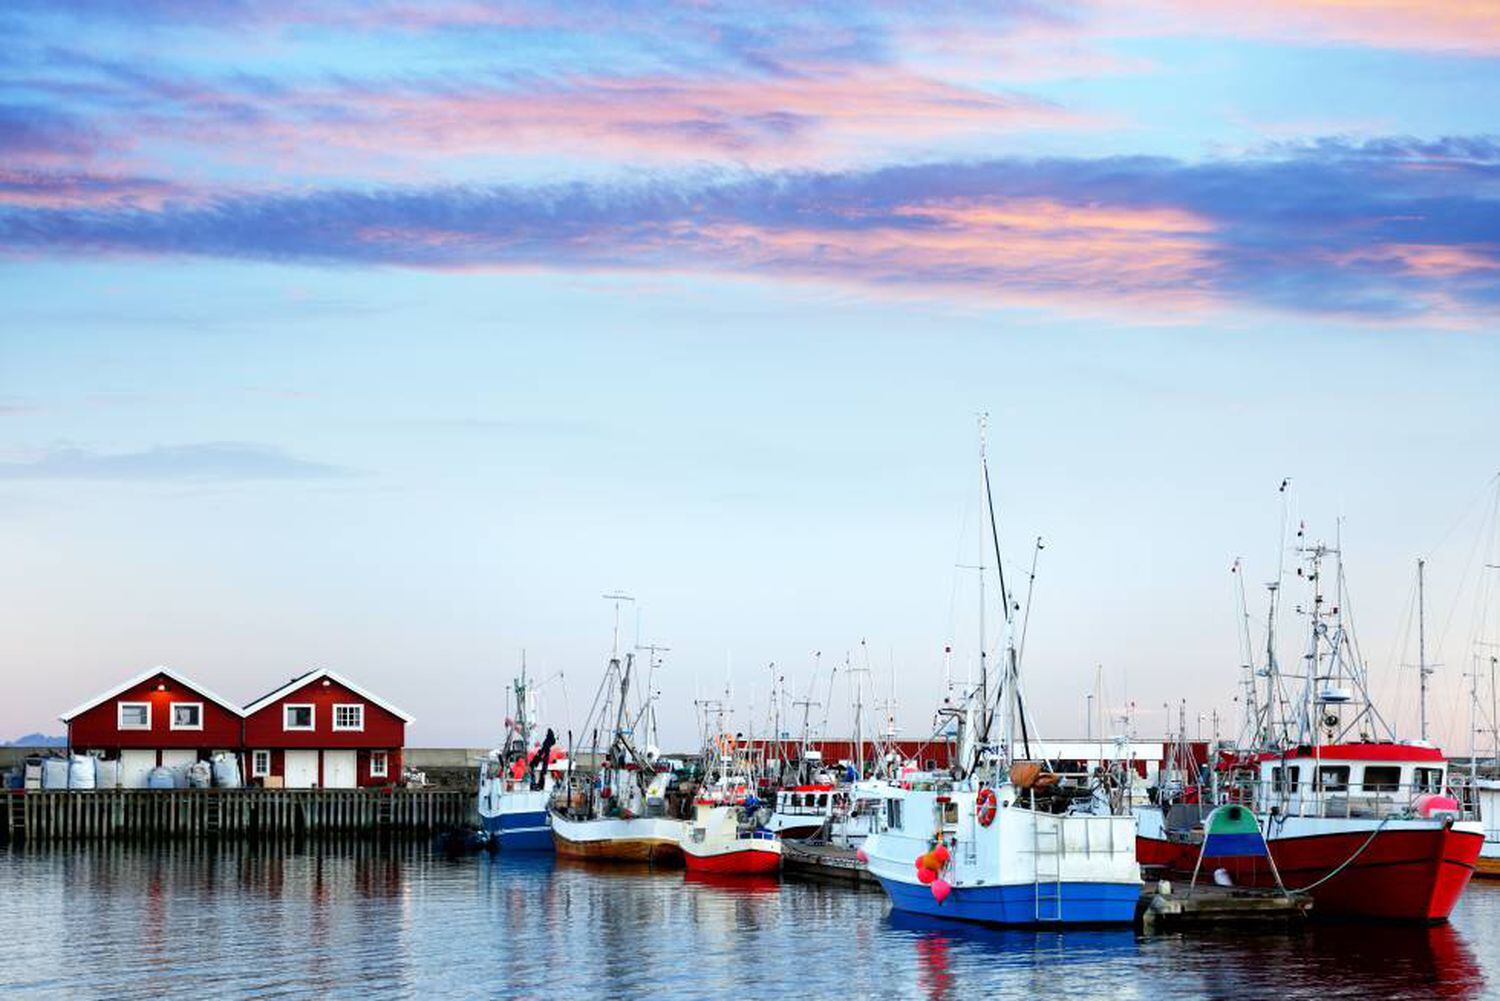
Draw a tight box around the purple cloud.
[2,138,1497,320]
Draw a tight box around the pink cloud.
[1121,0,1500,55]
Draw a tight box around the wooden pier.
[782,840,881,888]
[1,788,471,843]
[1137,879,1312,931]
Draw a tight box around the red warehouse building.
[59,666,245,788]
[242,668,412,788]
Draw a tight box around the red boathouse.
[242,668,412,789]
[59,666,245,788]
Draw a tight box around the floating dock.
[781,840,880,888]
[2,788,470,843]
[1137,879,1312,931]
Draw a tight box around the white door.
[119,749,156,789]
[284,749,320,788]
[161,749,196,769]
[323,750,357,789]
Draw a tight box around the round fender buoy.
[918,866,937,885]
[931,878,952,904]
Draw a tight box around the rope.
[1284,815,1393,893]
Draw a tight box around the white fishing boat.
[551,600,686,863]
[862,418,1141,925]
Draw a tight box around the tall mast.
[1418,558,1431,743]
[977,413,989,745]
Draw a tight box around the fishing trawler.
[1138,542,1483,920]
[862,418,1141,926]
[477,665,567,851]
[680,739,781,875]
[551,603,686,863]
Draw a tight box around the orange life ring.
[976,787,997,827]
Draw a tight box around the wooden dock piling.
[1,788,470,843]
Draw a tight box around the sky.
[2,1,1499,751]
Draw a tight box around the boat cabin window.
[818,794,829,808]
[942,801,959,824]
[1415,767,1444,792]
[886,798,903,829]
[1271,766,1300,792]
[1362,766,1401,792]
[1316,765,1350,792]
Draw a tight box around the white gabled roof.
[59,666,247,722]
[242,667,415,723]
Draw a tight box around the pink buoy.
[855,848,868,863]
[917,866,937,885]
[931,878,952,904]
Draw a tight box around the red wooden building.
[59,666,245,788]
[242,668,412,789]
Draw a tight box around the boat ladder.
[204,795,223,835]
[1033,817,1063,922]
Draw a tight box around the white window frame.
[169,701,204,731]
[251,750,270,778]
[332,704,365,732]
[283,703,316,731]
[369,750,389,778]
[117,702,152,731]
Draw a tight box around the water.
[1,842,1494,999]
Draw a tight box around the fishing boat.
[477,664,567,850]
[862,418,1141,926]
[1470,780,1500,877]
[680,752,781,875]
[550,601,686,864]
[1138,543,1483,920]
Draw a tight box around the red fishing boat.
[1138,542,1483,921]
[680,753,782,876]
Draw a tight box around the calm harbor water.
[1,842,1495,1000]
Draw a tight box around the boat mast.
[1418,558,1431,743]
[977,413,990,750]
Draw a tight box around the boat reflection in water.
[1,842,1494,999]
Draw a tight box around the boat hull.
[550,813,686,865]
[1137,822,1482,921]
[875,875,1140,926]
[682,843,782,875]
[480,807,552,852]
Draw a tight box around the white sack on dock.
[42,757,70,789]
[147,766,175,790]
[94,759,121,789]
[212,753,242,789]
[187,761,212,789]
[68,754,96,789]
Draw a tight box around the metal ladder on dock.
[204,794,223,836]
[1033,816,1063,922]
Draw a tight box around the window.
[370,751,389,778]
[1317,765,1350,792]
[1362,766,1401,792]
[818,794,828,808]
[251,750,270,778]
[886,798,904,830]
[333,704,365,731]
[283,704,315,731]
[118,702,151,730]
[170,702,203,731]
[1416,767,1444,792]
[1272,765,1300,793]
